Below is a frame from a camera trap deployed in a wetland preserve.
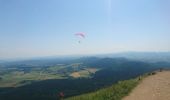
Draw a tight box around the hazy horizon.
[1,51,170,61]
[0,0,170,59]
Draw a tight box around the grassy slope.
[65,78,139,100]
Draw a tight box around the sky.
[0,0,170,59]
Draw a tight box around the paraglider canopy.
[75,32,86,43]
[75,32,85,38]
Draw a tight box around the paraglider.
[75,32,85,43]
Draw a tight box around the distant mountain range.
[1,52,170,64]
[95,52,170,63]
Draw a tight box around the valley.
[0,57,170,100]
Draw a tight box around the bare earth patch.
[70,68,100,78]
[70,72,81,78]
[123,71,170,100]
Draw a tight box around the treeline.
[65,78,139,100]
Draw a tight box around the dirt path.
[123,71,170,100]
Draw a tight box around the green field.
[0,63,99,87]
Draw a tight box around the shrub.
[65,79,139,100]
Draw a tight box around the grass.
[0,64,99,87]
[0,70,65,87]
[65,78,139,100]
[65,71,158,100]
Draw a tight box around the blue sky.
[0,0,170,59]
